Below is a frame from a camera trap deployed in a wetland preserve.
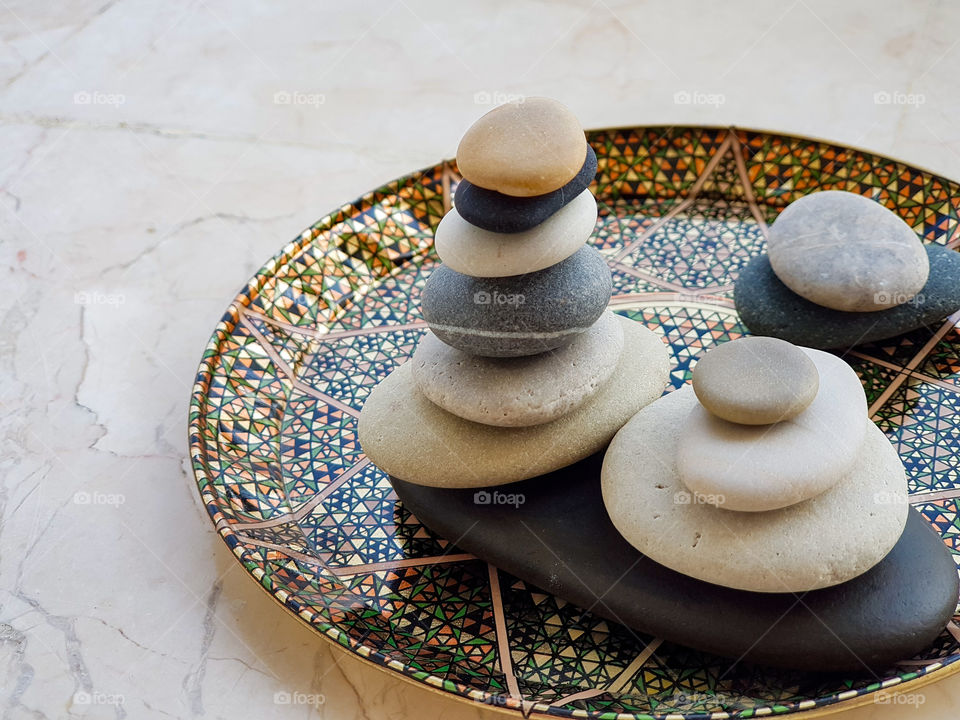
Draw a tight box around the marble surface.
[2,0,960,717]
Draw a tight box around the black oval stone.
[734,245,960,349]
[454,145,598,234]
[421,245,612,357]
[391,451,958,672]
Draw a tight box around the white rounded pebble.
[412,310,623,427]
[676,348,867,512]
[437,189,597,277]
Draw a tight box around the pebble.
[456,97,587,197]
[692,336,819,425]
[768,191,929,312]
[421,245,612,357]
[734,245,960,349]
[454,145,598,233]
[393,456,956,671]
[602,386,907,593]
[358,315,669,487]
[678,348,867,512]
[435,189,596,278]
[412,311,623,427]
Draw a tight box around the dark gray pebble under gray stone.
[421,245,612,357]
[734,244,960,349]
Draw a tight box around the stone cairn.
[417,97,614,426]
[358,97,670,488]
[735,189,960,348]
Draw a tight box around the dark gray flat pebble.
[391,451,958,672]
[454,146,598,233]
[735,245,960,349]
[421,245,612,357]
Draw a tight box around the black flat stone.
[454,145,598,233]
[391,451,958,672]
[734,245,960,349]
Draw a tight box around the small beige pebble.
[412,310,623,427]
[767,190,929,312]
[678,348,867,512]
[692,336,819,425]
[438,189,596,277]
[456,97,587,197]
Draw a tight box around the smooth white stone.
[412,310,623,427]
[438,189,597,277]
[677,348,867,512]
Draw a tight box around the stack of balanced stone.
[393,333,959,670]
[735,190,960,349]
[603,336,914,593]
[359,98,670,488]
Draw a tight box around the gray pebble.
[768,191,929,312]
[421,245,612,357]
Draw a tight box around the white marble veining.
[2,0,960,717]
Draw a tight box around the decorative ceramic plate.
[189,126,960,719]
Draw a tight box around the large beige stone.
[601,386,908,593]
[437,189,596,277]
[358,315,669,487]
[691,336,818,425]
[677,348,867,512]
[456,97,587,197]
[768,190,929,312]
[411,310,623,427]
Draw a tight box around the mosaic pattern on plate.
[191,126,960,719]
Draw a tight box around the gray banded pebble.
[421,245,612,357]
